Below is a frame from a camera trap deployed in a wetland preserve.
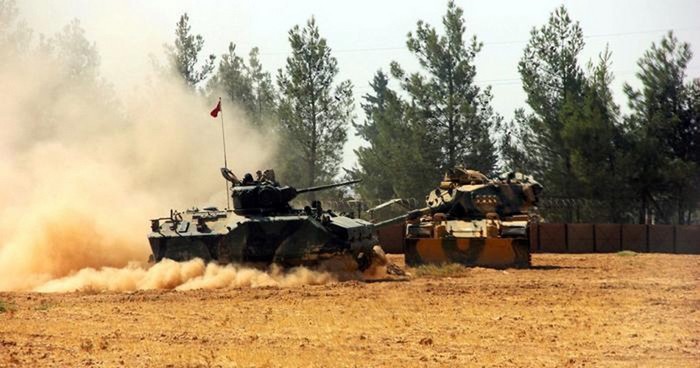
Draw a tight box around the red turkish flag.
[210,99,222,118]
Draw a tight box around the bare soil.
[1,253,698,367]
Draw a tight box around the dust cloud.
[0,12,283,291]
[33,259,337,293]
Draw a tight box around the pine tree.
[390,0,499,176]
[164,13,215,88]
[207,43,254,112]
[206,45,277,128]
[563,47,626,222]
[53,19,100,81]
[624,32,700,224]
[247,47,277,127]
[353,70,429,201]
[498,109,537,173]
[276,17,353,192]
[515,5,587,221]
[0,0,32,60]
[353,71,400,200]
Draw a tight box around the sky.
[18,0,700,169]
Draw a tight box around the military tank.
[376,167,542,268]
[148,168,383,271]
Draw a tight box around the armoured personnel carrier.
[148,168,384,271]
[376,167,542,268]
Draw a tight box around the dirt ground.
[1,253,698,368]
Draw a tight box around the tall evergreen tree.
[390,0,499,177]
[353,71,400,200]
[53,19,100,81]
[624,32,700,224]
[247,47,277,127]
[498,109,537,173]
[563,47,627,222]
[207,45,277,128]
[208,43,254,111]
[276,17,353,192]
[0,0,32,60]
[164,13,215,88]
[353,70,428,200]
[515,5,587,221]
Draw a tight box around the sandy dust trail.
[32,259,338,293]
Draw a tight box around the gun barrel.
[296,179,362,194]
[373,207,432,229]
[373,214,409,229]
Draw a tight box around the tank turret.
[374,168,542,228]
[424,167,543,219]
[226,172,361,215]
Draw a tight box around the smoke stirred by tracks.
[33,259,338,293]
[0,10,280,291]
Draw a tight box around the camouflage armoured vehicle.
[148,168,383,271]
[376,167,542,268]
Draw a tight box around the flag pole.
[218,97,231,210]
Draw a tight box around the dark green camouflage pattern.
[148,171,378,270]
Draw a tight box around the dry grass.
[617,250,639,257]
[34,300,54,311]
[0,299,15,314]
[410,262,469,278]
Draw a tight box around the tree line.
[2,1,698,224]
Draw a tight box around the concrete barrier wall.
[595,224,621,253]
[378,222,700,254]
[621,224,647,252]
[567,224,595,253]
[676,226,700,254]
[648,225,675,253]
[531,224,700,254]
[529,223,539,252]
[539,223,567,253]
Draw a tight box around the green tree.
[563,47,627,222]
[0,0,32,60]
[353,71,399,200]
[515,5,587,221]
[497,109,537,173]
[164,13,215,88]
[352,70,429,201]
[207,43,254,111]
[247,47,277,127]
[53,19,100,80]
[276,17,353,192]
[390,0,499,177]
[207,45,277,128]
[624,32,700,224]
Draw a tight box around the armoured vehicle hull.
[148,171,382,271]
[149,209,377,270]
[403,220,531,268]
[377,167,541,268]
